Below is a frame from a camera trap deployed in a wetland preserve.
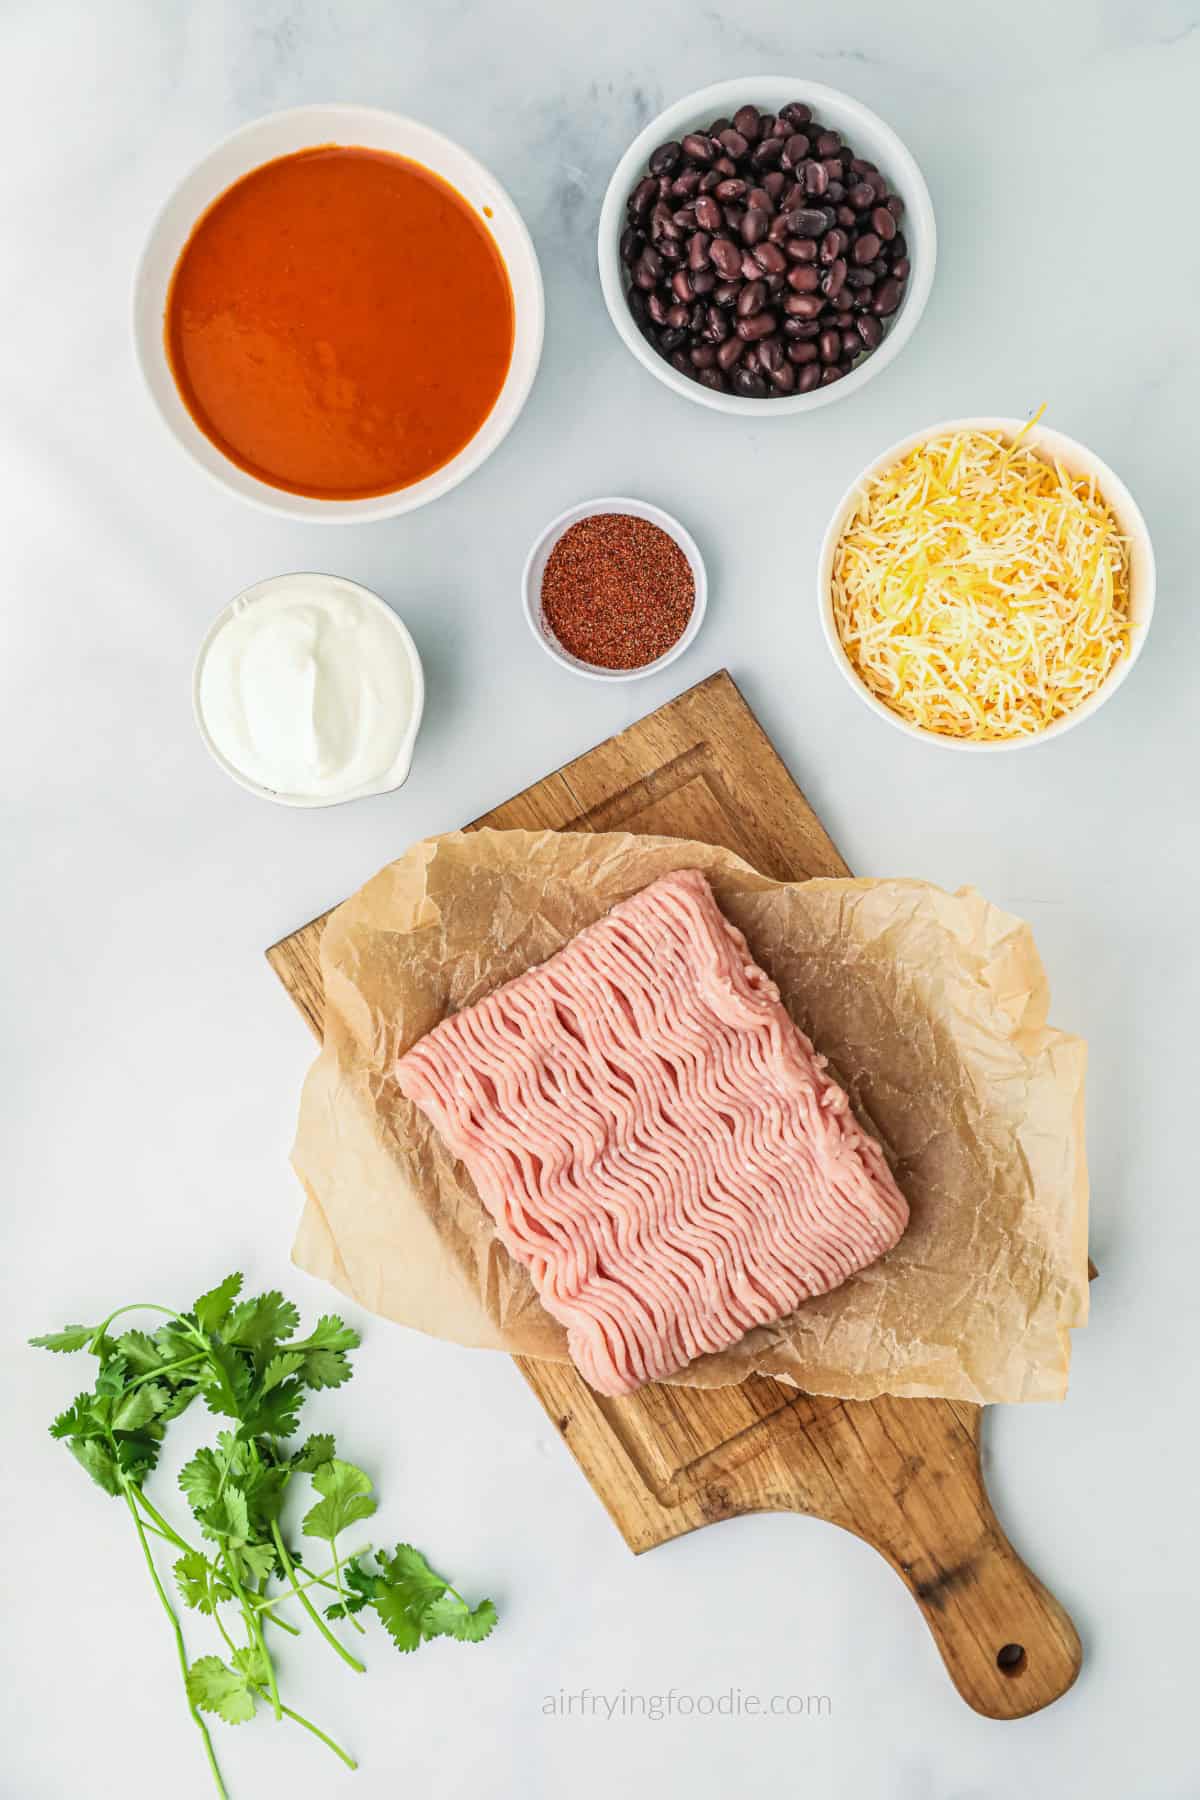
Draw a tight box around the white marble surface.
[3,2,1199,1795]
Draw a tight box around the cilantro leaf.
[293,1316,360,1355]
[29,1324,97,1354]
[421,1594,498,1643]
[231,1644,270,1688]
[179,1447,224,1512]
[299,1349,354,1391]
[50,1393,101,1440]
[114,1330,166,1374]
[69,1436,121,1496]
[372,1586,423,1653]
[201,1486,250,1547]
[259,1351,304,1393]
[375,1544,448,1618]
[243,1379,304,1441]
[301,1460,376,1544]
[224,1291,300,1351]
[111,1382,170,1434]
[290,1433,336,1473]
[232,1542,277,1585]
[186,1655,256,1726]
[200,1344,252,1420]
[94,1356,130,1398]
[192,1273,244,1335]
[174,1551,233,1614]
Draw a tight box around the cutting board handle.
[841,1405,1082,1719]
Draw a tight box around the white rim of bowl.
[817,415,1157,751]
[192,572,426,805]
[598,77,937,416]
[522,496,708,682]
[132,104,545,523]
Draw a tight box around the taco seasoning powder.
[540,513,695,670]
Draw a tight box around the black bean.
[758,336,785,374]
[819,328,841,363]
[732,104,762,141]
[670,170,701,199]
[787,264,820,292]
[620,226,642,266]
[709,237,742,278]
[714,177,747,201]
[787,339,818,363]
[691,268,715,295]
[649,140,681,176]
[697,366,728,392]
[713,278,742,307]
[670,268,693,302]
[841,326,860,355]
[739,250,762,280]
[688,299,707,332]
[763,170,786,199]
[785,236,818,262]
[681,133,714,164]
[826,181,846,203]
[802,160,828,196]
[660,326,687,351]
[733,366,768,397]
[716,334,745,370]
[746,185,772,210]
[784,292,825,318]
[782,132,811,168]
[836,205,857,228]
[736,310,777,341]
[872,206,897,241]
[657,239,683,263]
[769,359,797,393]
[750,135,783,167]
[820,364,844,384]
[690,342,716,368]
[820,228,848,263]
[872,277,903,315]
[797,361,821,392]
[723,206,746,233]
[708,117,732,135]
[741,208,769,246]
[630,176,657,220]
[867,170,887,199]
[845,266,875,287]
[821,257,847,299]
[892,231,908,259]
[886,193,905,219]
[891,255,910,281]
[849,156,877,175]
[687,231,711,270]
[736,278,767,316]
[786,207,833,236]
[815,129,841,155]
[669,348,691,373]
[666,302,689,327]
[697,170,720,194]
[783,317,820,339]
[853,232,882,265]
[650,201,678,240]
[695,194,723,233]
[719,128,749,158]
[848,182,875,211]
[647,292,668,325]
[633,250,660,290]
[752,241,787,274]
[856,314,883,349]
[704,304,729,342]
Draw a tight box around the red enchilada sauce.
[165,146,515,499]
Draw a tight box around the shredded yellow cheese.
[831,416,1132,741]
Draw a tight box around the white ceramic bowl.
[818,416,1156,751]
[598,77,936,416]
[133,104,544,522]
[193,572,425,805]
[522,496,707,682]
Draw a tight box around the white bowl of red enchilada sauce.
[133,104,544,521]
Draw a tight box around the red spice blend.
[540,513,695,670]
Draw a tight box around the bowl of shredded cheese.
[819,411,1155,749]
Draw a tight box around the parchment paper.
[291,830,1088,1404]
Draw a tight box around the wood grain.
[267,670,1082,1720]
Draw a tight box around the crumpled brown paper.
[291,830,1088,1404]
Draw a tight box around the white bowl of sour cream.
[193,572,425,805]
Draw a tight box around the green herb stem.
[270,1521,365,1674]
[276,1701,358,1770]
[251,1545,373,1616]
[122,1484,227,1800]
[223,1553,282,1722]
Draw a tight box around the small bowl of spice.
[523,497,706,680]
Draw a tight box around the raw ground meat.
[395,868,909,1396]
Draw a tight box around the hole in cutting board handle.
[996,1643,1027,1676]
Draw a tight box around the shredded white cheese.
[831,415,1133,741]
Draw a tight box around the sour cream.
[195,574,423,804]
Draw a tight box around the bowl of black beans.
[599,78,935,410]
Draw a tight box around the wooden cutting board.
[267,669,1082,1721]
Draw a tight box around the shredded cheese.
[831,416,1133,741]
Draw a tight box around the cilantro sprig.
[32,1274,497,1797]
